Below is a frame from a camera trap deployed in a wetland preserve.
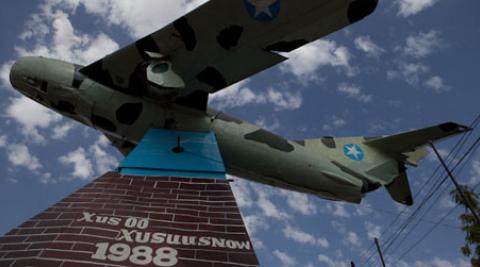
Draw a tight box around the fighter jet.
[9,0,469,205]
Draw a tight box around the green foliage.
[451,185,480,267]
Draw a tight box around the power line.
[361,115,480,266]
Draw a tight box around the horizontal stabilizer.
[365,122,471,154]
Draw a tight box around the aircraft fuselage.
[10,56,366,203]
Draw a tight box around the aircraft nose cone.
[9,57,44,92]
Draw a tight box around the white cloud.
[89,136,118,175]
[7,144,42,171]
[16,3,119,65]
[0,135,6,147]
[0,61,14,89]
[345,231,362,247]
[413,257,470,267]
[6,96,62,143]
[354,36,385,58]
[273,250,296,267]
[52,122,75,140]
[318,254,349,267]
[424,76,449,93]
[280,39,356,80]
[254,117,280,132]
[231,177,254,208]
[404,31,442,58]
[326,202,350,218]
[59,147,94,179]
[337,83,373,103]
[243,214,269,235]
[77,0,207,38]
[395,0,440,17]
[210,80,302,111]
[282,225,329,248]
[365,221,382,239]
[255,187,291,220]
[322,115,347,131]
[388,62,430,87]
[279,190,317,216]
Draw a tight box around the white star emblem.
[346,145,363,160]
[248,0,277,17]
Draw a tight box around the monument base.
[0,172,259,267]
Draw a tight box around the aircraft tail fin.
[364,122,470,166]
[363,122,470,205]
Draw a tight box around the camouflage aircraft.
[9,0,469,205]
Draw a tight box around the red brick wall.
[0,172,259,267]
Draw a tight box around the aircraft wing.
[80,0,378,109]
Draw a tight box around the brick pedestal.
[0,172,259,267]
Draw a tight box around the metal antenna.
[172,136,185,153]
[374,238,387,267]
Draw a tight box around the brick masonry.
[0,172,260,267]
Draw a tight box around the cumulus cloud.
[424,76,449,93]
[282,225,329,248]
[387,62,430,87]
[209,80,302,111]
[322,115,347,131]
[365,221,382,239]
[337,83,373,103]
[6,96,62,143]
[0,61,14,89]
[52,122,76,140]
[6,144,42,171]
[279,190,317,216]
[345,231,362,247]
[395,0,440,17]
[404,31,442,58]
[76,0,207,38]
[255,187,291,220]
[254,117,280,132]
[16,9,119,65]
[318,254,349,267]
[354,36,385,58]
[243,214,269,236]
[280,39,356,81]
[59,147,94,179]
[231,176,254,208]
[273,250,296,267]
[89,136,119,174]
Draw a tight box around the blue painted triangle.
[117,129,226,179]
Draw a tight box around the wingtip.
[439,122,473,133]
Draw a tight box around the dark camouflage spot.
[347,0,378,24]
[173,17,197,51]
[135,36,161,60]
[266,40,308,52]
[439,122,458,132]
[51,101,76,115]
[245,130,294,152]
[217,25,244,50]
[116,103,143,125]
[92,115,117,133]
[174,91,209,111]
[80,61,115,90]
[196,67,227,91]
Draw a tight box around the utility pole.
[429,142,480,224]
[374,238,387,267]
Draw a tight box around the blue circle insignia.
[343,144,365,161]
[244,0,281,22]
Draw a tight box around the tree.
[451,185,480,267]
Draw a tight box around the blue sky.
[0,0,479,266]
